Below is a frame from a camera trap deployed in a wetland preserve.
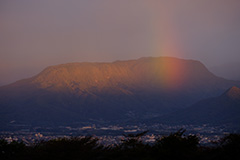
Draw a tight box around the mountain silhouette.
[0,57,239,126]
[160,86,240,125]
[209,62,240,81]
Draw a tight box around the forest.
[1,129,240,160]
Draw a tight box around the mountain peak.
[29,57,212,91]
[224,86,240,100]
[1,57,240,125]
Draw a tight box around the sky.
[1,0,240,85]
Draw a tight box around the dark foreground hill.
[0,57,239,126]
[1,130,240,160]
[160,86,240,126]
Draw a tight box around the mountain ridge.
[159,86,240,126]
[0,57,239,126]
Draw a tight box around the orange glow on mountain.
[32,57,189,93]
[150,57,186,91]
[142,2,186,91]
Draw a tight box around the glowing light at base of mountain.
[154,57,186,91]
[141,1,187,91]
[147,57,187,91]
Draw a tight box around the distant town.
[1,123,238,146]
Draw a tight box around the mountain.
[209,62,240,81]
[160,86,240,125]
[0,57,239,126]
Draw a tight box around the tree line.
[0,129,240,160]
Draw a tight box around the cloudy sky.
[1,0,240,85]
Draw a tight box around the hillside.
[0,57,239,126]
[209,62,240,81]
[160,86,240,125]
